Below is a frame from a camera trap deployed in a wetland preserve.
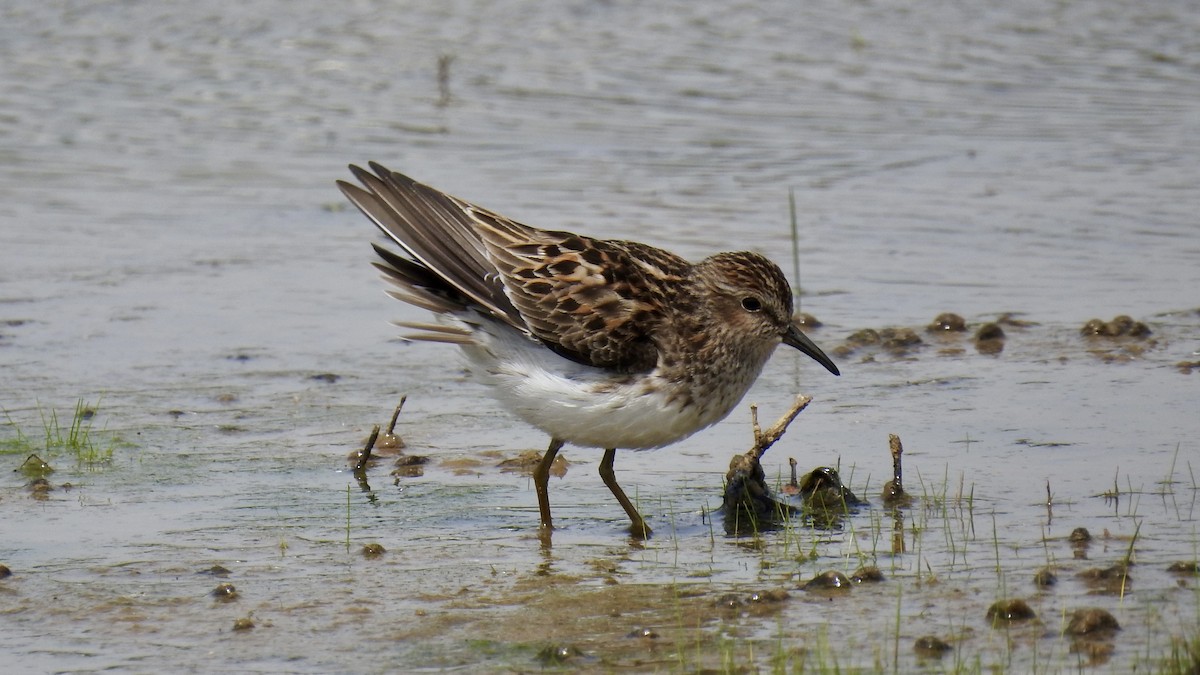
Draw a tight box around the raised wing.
[337,163,523,330]
[339,163,690,372]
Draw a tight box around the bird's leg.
[599,448,652,538]
[533,438,565,531]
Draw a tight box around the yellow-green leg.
[533,438,564,530]
[599,448,651,538]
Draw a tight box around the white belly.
[457,320,754,449]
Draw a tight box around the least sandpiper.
[338,163,839,537]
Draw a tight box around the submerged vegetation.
[1,399,117,466]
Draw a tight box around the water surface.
[2,0,1198,672]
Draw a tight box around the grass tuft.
[2,399,116,466]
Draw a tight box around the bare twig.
[354,425,380,473]
[750,394,812,460]
[749,404,762,447]
[436,54,454,107]
[723,394,813,516]
[386,396,407,435]
[890,434,903,485]
[1046,479,1054,524]
[882,433,913,508]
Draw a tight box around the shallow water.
[2,0,1199,672]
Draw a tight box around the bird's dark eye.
[741,296,763,312]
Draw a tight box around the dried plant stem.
[882,433,913,508]
[386,396,407,435]
[749,394,812,459]
[354,425,380,473]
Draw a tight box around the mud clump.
[748,588,790,604]
[1033,567,1057,587]
[793,312,823,328]
[851,566,885,584]
[18,454,54,478]
[1066,608,1121,667]
[211,583,239,602]
[879,327,922,354]
[391,454,428,478]
[537,645,585,666]
[797,466,863,510]
[986,598,1036,623]
[1080,315,1156,363]
[1176,360,1200,374]
[1080,315,1151,338]
[833,329,877,359]
[975,322,1005,341]
[715,588,792,619]
[914,635,952,658]
[844,328,880,348]
[1077,564,1131,594]
[715,592,745,610]
[1167,561,1199,575]
[1070,639,1116,667]
[834,326,924,358]
[1065,608,1120,637]
[974,322,1005,354]
[880,480,911,507]
[28,477,53,500]
[374,431,404,451]
[927,312,967,332]
[497,450,566,477]
[803,570,852,592]
[1069,527,1093,544]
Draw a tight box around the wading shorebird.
[338,163,839,537]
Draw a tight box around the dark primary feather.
[337,165,523,329]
